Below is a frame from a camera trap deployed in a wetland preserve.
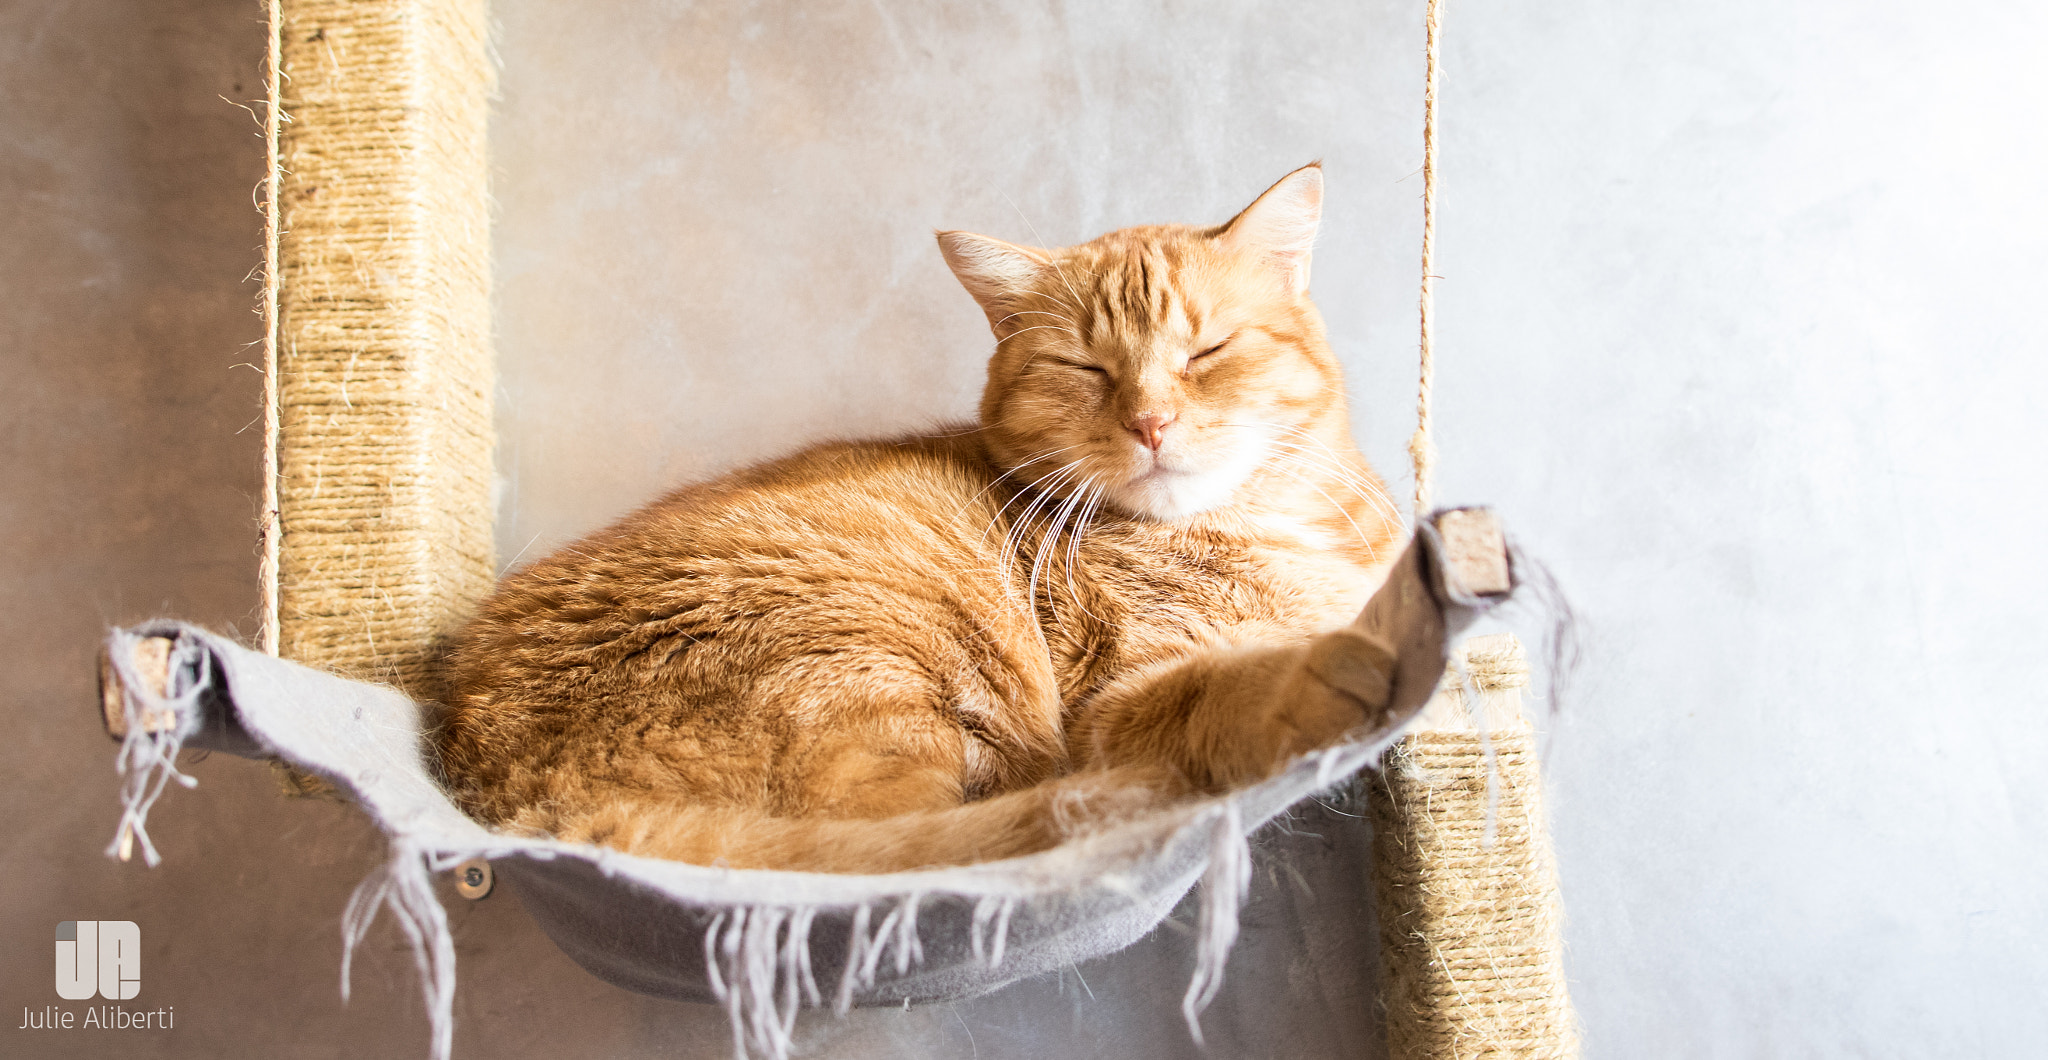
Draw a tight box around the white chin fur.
[1107,436,1273,520]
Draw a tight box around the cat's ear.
[1217,163,1323,294]
[937,231,1051,327]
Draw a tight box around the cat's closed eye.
[1187,335,1234,369]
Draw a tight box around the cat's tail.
[510,766,1188,874]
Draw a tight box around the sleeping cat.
[436,164,1412,873]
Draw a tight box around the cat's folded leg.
[1071,508,1510,791]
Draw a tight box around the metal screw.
[453,858,494,900]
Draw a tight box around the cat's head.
[940,164,1348,521]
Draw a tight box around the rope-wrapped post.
[264,0,496,703]
[1369,635,1579,1058]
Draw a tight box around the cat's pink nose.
[1126,412,1176,452]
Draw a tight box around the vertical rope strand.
[259,0,283,657]
[1408,0,1443,518]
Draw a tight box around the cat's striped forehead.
[1059,226,1211,348]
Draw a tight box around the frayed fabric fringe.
[102,627,202,867]
[1184,799,1252,1046]
[311,836,1263,1060]
[341,841,460,1060]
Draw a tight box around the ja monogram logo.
[24,921,170,1031]
[54,922,139,1001]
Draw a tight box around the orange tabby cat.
[437,164,1408,873]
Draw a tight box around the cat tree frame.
[208,0,1578,1056]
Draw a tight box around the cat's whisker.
[1037,260,1093,335]
[1058,480,1103,622]
[998,460,1087,590]
[993,309,1079,330]
[1061,481,1112,627]
[1062,482,1093,599]
[1221,420,1403,527]
[1260,439,1373,490]
[1041,289,1090,327]
[972,446,1090,545]
[1054,278,1092,322]
[1030,475,1095,633]
[1011,465,1092,627]
[1266,455,1379,560]
[904,421,984,440]
[1265,429,1405,525]
[1241,439,1365,505]
[991,473,1058,573]
[997,472,1063,566]
[1213,426,1353,486]
[994,324,1082,346]
[970,443,1086,505]
[1036,278,1093,343]
[990,186,1095,333]
[1264,442,1403,531]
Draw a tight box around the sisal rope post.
[1369,637,1579,1057]
[262,0,496,702]
[1374,1,1580,1055]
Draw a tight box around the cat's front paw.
[1302,627,1399,731]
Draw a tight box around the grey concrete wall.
[6,0,2046,1058]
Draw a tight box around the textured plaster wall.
[4,1,2045,1058]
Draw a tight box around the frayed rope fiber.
[268,0,496,701]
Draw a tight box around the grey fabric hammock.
[100,519,1507,1060]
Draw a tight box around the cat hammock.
[95,1,1577,1058]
